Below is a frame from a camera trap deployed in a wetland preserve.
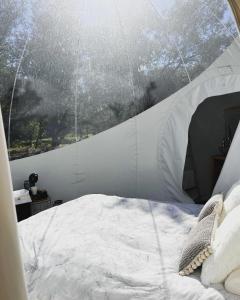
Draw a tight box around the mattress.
[18,194,238,300]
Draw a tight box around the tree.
[0,0,238,159]
[2,79,43,146]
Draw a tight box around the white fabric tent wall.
[0,110,28,300]
[10,39,240,203]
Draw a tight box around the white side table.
[13,190,32,221]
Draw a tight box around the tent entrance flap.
[228,0,240,32]
[0,109,28,300]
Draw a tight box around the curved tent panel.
[10,38,240,203]
[0,111,28,300]
[228,0,240,31]
[160,38,240,203]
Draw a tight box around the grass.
[8,133,94,160]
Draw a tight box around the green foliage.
[0,0,238,160]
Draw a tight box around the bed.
[18,194,238,300]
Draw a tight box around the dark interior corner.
[183,92,240,204]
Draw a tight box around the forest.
[0,0,237,160]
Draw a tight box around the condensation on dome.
[0,0,238,160]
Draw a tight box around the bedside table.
[14,190,32,221]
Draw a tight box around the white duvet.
[19,195,238,300]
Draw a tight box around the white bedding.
[19,195,238,300]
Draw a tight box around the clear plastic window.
[0,0,238,160]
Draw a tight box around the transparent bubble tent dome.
[1,0,240,299]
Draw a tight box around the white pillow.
[218,181,240,224]
[225,268,240,295]
[201,204,240,285]
[224,181,240,214]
